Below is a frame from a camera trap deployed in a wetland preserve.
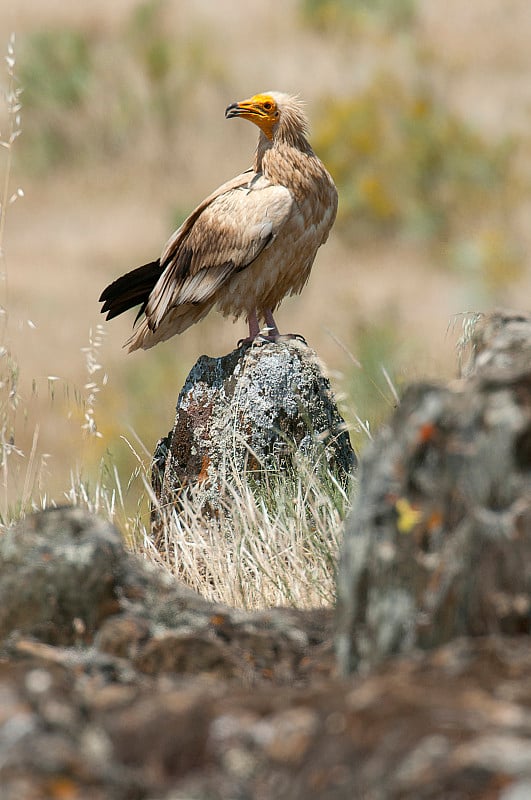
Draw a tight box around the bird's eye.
[263,102,273,111]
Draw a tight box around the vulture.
[99,91,338,350]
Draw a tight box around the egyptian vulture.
[99,91,338,350]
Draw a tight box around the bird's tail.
[125,301,214,351]
[99,261,163,322]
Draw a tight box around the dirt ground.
[0,0,530,504]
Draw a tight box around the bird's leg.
[237,310,262,347]
[264,309,280,338]
[248,310,261,339]
[237,309,307,348]
[264,308,307,345]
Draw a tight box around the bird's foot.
[239,309,307,348]
[271,332,308,345]
[237,335,255,348]
[237,331,308,348]
[237,332,274,348]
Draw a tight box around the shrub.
[301,0,417,32]
[313,74,524,291]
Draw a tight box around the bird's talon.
[275,333,308,345]
[253,334,272,347]
[293,333,308,345]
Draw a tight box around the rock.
[3,634,531,798]
[459,308,531,380]
[0,507,334,685]
[336,310,531,674]
[2,491,531,796]
[151,339,355,532]
[0,506,337,797]
[0,507,125,645]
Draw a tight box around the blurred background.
[0,0,530,518]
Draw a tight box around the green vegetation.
[129,1,174,88]
[316,76,514,239]
[18,29,92,169]
[301,0,418,32]
[17,1,224,172]
[21,29,91,109]
[314,73,524,291]
[342,319,401,452]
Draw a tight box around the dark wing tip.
[98,260,163,322]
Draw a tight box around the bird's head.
[225,91,308,143]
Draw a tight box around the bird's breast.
[217,196,334,318]
[215,145,337,319]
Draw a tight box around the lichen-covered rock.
[2,500,531,797]
[0,507,334,685]
[0,507,125,645]
[336,310,531,674]
[4,636,531,799]
[151,339,355,526]
[459,308,531,380]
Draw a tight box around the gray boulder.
[152,339,355,532]
[336,309,531,674]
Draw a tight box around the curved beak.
[225,99,263,120]
[224,97,274,139]
[225,102,241,119]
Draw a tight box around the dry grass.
[143,462,351,609]
[0,35,111,521]
[0,33,31,522]
[61,444,352,609]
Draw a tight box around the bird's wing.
[145,171,294,329]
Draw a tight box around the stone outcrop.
[3,507,531,799]
[459,308,531,380]
[0,507,334,685]
[336,309,531,674]
[151,339,355,532]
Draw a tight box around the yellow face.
[225,93,280,140]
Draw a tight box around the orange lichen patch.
[418,422,437,443]
[210,614,227,627]
[45,777,79,799]
[197,453,210,483]
[427,509,443,530]
[411,508,444,550]
[395,497,423,534]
